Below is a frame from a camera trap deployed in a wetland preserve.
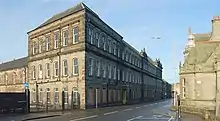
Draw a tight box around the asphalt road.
[35,99,175,121]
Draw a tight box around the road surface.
[35,100,175,121]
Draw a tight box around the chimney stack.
[211,16,220,40]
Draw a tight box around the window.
[96,60,100,77]
[32,42,37,55]
[73,27,79,44]
[46,63,50,78]
[96,32,100,47]
[117,47,120,58]
[103,36,106,50]
[182,78,186,87]
[113,66,116,80]
[88,28,93,43]
[113,43,116,55]
[46,88,51,103]
[32,89,36,103]
[183,88,186,98]
[39,40,42,53]
[126,72,129,82]
[32,66,36,79]
[117,68,120,80]
[88,58,93,76]
[54,88,59,104]
[122,70,125,81]
[103,63,106,78]
[54,61,59,77]
[64,88,68,104]
[63,60,68,76]
[12,72,16,84]
[39,88,43,103]
[105,40,109,52]
[108,64,111,79]
[109,39,111,53]
[54,32,59,49]
[4,74,8,84]
[46,37,50,51]
[39,64,43,79]
[63,30,68,46]
[73,58,79,75]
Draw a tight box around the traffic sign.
[24,82,29,89]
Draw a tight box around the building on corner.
[180,16,220,111]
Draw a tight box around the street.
[35,100,175,121]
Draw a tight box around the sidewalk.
[181,113,204,121]
[0,111,66,121]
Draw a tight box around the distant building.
[0,2,172,111]
[180,16,220,110]
[0,57,28,92]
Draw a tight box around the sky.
[0,0,220,84]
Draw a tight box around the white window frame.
[88,28,93,44]
[95,32,99,47]
[63,30,68,46]
[46,88,51,104]
[54,32,59,49]
[73,58,79,75]
[96,60,100,77]
[63,60,68,76]
[32,66,36,79]
[39,88,43,103]
[32,42,37,55]
[88,58,93,76]
[54,61,59,77]
[108,39,112,53]
[108,64,111,79]
[54,88,59,104]
[117,68,120,81]
[103,63,106,78]
[39,40,42,53]
[46,63,50,78]
[46,37,50,51]
[73,26,79,44]
[39,64,43,79]
[113,66,116,80]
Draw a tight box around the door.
[73,90,79,108]
[123,89,127,105]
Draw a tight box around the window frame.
[73,26,79,44]
[73,58,79,75]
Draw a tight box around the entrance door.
[73,90,79,108]
[123,89,127,105]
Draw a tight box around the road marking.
[135,106,141,109]
[104,111,118,115]
[168,116,174,121]
[139,117,170,120]
[143,104,149,107]
[122,108,132,111]
[70,115,98,121]
[127,116,143,121]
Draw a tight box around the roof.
[193,33,211,41]
[28,2,99,34]
[0,57,28,72]
[185,42,218,64]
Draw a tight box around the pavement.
[0,99,204,121]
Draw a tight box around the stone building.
[180,16,220,111]
[0,57,28,92]
[27,2,167,110]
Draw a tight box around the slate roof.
[28,2,99,34]
[193,33,211,41]
[185,42,218,64]
[0,57,28,72]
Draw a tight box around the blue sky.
[0,0,219,83]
